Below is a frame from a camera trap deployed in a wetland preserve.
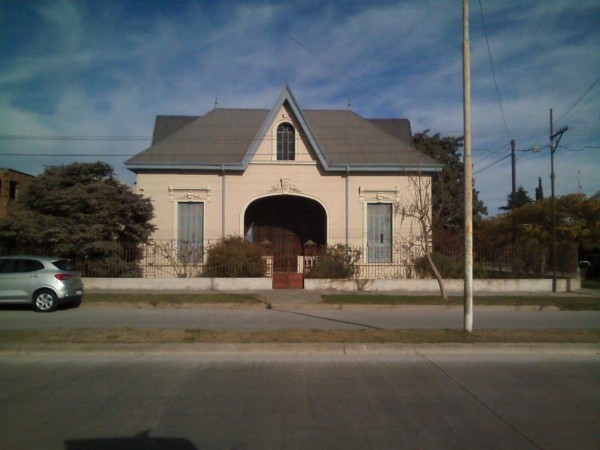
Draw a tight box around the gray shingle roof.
[126,87,442,173]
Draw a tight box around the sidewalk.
[205,287,600,307]
[87,287,600,310]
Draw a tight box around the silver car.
[0,256,84,312]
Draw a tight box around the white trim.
[168,185,211,202]
[359,186,400,204]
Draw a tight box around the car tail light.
[55,273,73,281]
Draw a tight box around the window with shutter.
[367,204,392,263]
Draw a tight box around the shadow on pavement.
[65,431,197,450]
[272,308,382,329]
[0,300,82,313]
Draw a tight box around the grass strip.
[1,328,598,344]
[84,293,262,305]
[322,294,600,310]
[581,279,600,290]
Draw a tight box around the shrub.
[305,244,361,279]
[414,252,462,279]
[414,252,488,279]
[203,236,265,277]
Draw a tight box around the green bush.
[414,252,488,279]
[414,252,462,279]
[203,236,265,277]
[305,244,361,279]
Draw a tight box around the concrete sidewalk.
[90,287,600,307]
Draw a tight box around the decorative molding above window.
[168,186,212,202]
[359,187,400,203]
[268,178,302,195]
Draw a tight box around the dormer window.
[276,123,295,160]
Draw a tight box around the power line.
[525,76,600,153]
[0,135,150,141]
[478,0,510,140]
[554,76,600,127]
[0,153,135,157]
[473,152,511,174]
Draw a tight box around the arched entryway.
[244,195,327,273]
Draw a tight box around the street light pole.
[549,108,568,292]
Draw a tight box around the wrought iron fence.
[0,239,578,279]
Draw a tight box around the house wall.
[134,101,429,256]
[136,164,427,248]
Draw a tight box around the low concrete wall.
[83,277,580,293]
[305,278,580,293]
[83,277,272,291]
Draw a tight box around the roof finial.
[347,98,352,110]
[214,95,218,109]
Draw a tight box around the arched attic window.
[276,123,295,160]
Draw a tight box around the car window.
[17,259,45,273]
[0,259,17,274]
[52,259,75,271]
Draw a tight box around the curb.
[1,342,598,356]
[80,302,563,311]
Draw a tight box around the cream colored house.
[126,86,442,278]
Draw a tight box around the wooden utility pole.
[463,0,473,332]
[511,139,516,201]
[549,109,568,292]
[511,139,517,275]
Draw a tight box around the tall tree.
[535,177,544,201]
[0,162,155,276]
[500,185,533,211]
[412,131,488,235]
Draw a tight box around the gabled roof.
[126,86,442,173]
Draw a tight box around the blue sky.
[1,0,598,215]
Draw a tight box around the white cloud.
[0,0,598,210]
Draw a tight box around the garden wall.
[83,277,580,293]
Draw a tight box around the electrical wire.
[553,76,600,128]
[478,0,510,140]
[473,152,511,174]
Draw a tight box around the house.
[126,86,442,279]
[0,168,35,220]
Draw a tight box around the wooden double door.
[245,196,326,273]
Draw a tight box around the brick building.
[0,168,35,220]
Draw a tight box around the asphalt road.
[1,303,600,330]
[0,350,597,450]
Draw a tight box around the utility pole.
[549,109,568,292]
[511,139,516,202]
[511,139,516,275]
[463,0,473,332]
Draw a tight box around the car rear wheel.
[32,289,58,312]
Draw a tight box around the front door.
[273,227,301,272]
[252,224,301,272]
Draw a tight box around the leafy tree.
[500,186,533,212]
[476,194,600,252]
[412,131,488,235]
[0,162,155,276]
